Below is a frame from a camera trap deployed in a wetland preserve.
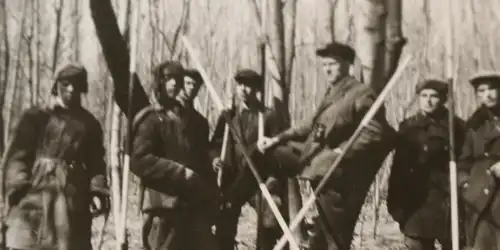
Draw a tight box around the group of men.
[2,40,500,250]
[386,69,500,250]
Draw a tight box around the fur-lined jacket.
[2,104,107,250]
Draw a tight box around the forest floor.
[92,194,420,250]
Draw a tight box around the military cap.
[184,68,204,84]
[316,42,356,63]
[415,79,448,95]
[469,71,500,88]
[234,69,263,89]
[51,63,88,95]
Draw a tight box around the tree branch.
[89,0,150,118]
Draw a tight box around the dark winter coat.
[3,105,107,250]
[274,76,396,248]
[131,102,219,209]
[387,110,466,240]
[458,105,500,246]
[209,103,287,205]
[277,76,395,182]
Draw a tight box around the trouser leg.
[180,210,220,250]
[308,188,354,250]
[249,177,288,250]
[146,208,218,250]
[146,215,175,250]
[403,236,436,250]
[270,143,304,177]
[215,205,242,250]
[471,217,500,250]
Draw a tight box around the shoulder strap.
[132,105,163,132]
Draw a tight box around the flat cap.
[184,68,204,84]
[469,71,500,88]
[52,63,88,95]
[415,79,448,94]
[234,69,263,89]
[152,61,184,81]
[316,42,356,63]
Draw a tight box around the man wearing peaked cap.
[234,69,264,90]
[316,42,356,64]
[458,70,500,249]
[257,42,395,249]
[210,68,289,250]
[388,78,466,250]
[3,62,110,250]
[468,71,500,89]
[415,78,448,96]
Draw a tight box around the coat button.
[485,152,490,157]
[423,145,428,152]
[484,188,490,195]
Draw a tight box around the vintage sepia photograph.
[0,0,499,249]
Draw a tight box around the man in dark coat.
[210,69,288,250]
[2,63,110,250]
[130,62,220,250]
[258,42,396,250]
[458,72,500,249]
[387,79,466,250]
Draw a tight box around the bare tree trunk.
[384,0,406,82]
[74,0,80,62]
[4,0,27,145]
[148,0,156,67]
[329,0,339,42]
[354,0,405,239]
[267,0,304,246]
[172,0,191,61]
[354,0,386,91]
[31,0,40,105]
[27,11,34,106]
[89,0,149,118]
[51,0,63,74]
[0,0,9,153]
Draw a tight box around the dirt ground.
[92,197,417,250]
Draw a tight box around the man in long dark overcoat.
[458,72,500,250]
[210,69,288,250]
[130,61,220,250]
[258,42,396,250]
[2,64,110,250]
[387,79,466,250]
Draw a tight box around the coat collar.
[314,75,358,119]
[411,108,449,128]
[236,100,265,114]
[466,105,500,130]
[465,105,500,144]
